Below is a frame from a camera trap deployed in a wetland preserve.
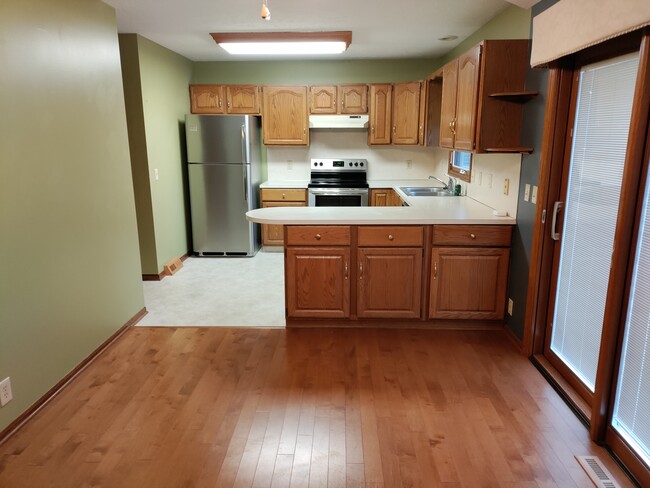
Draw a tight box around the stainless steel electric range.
[307,158,369,207]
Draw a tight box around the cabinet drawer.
[261,188,306,202]
[432,225,512,247]
[358,226,423,247]
[286,226,351,246]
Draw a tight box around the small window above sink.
[448,150,472,183]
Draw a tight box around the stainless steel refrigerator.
[185,114,265,256]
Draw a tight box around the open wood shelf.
[484,147,534,154]
[488,91,539,102]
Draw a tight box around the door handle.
[241,125,248,202]
[551,201,563,241]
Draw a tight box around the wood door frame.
[523,28,650,435]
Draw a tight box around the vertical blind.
[550,52,640,391]
[612,157,650,467]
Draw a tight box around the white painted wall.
[266,129,522,218]
[431,152,522,218]
[266,130,440,181]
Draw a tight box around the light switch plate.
[503,178,510,196]
[531,185,538,204]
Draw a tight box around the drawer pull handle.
[315,234,321,240]
[470,233,476,239]
[388,235,394,241]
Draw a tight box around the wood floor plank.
[0,328,638,488]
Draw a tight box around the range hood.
[309,114,369,130]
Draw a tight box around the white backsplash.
[266,130,522,218]
[266,130,439,181]
[432,152,522,218]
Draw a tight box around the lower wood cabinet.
[357,247,422,318]
[429,224,512,320]
[260,189,307,246]
[285,247,350,318]
[370,188,403,206]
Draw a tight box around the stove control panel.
[311,159,367,171]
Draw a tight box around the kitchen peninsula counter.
[246,195,515,225]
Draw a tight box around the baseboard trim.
[0,307,147,447]
[142,252,190,281]
[286,318,505,330]
[503,323,523,353]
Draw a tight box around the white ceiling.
[102,0,528,62]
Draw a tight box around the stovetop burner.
[309,158,368,189]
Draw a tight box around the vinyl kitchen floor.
[137,250,286,327]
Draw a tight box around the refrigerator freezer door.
[186,114,256,164]
[189,163,258,255]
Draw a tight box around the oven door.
[308,188,369,207]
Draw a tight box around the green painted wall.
[120,35,193,275]
[0,0,144,432]
[120,35,158,275]
[192,58,438,84]
[436,5,532,68]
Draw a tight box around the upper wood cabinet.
[369,82,423,145]
[392,82,421,145]
[262,86,309,145]
[190,84,260,114]
[309,84,368,114]
[226,85,260,114]
[368,84,393,145]
[438,39,531,153]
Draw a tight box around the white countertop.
[247,196,515,225]
[260,180,309,189]
[259,179,447,190]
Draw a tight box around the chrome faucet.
[428,175,454,191]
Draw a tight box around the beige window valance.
[531,0,650,67]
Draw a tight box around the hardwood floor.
[0,327,636,487]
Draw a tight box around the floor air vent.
[575,456,621,488]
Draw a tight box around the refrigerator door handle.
[241,124,248,202]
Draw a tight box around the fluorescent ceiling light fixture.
[210,32,352,56]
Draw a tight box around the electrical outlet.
[287,160,293,170]
[532,185,538,204]
[406,160,412,169]
[0,377,13,407]
[507,299,514,316]
[153,168,159,181]
[503,178,510,196]
[524,184,531,202]
[487,174,493,189]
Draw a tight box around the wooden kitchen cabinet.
[309,85,368,114]
[190,84,260,114]
[392,81,421,145]
[429,225,512,320]
[262,86,309,145]
[260,189,307,246]
[370,188,402,206]
[368,84,393,145]
[285,226,352,319]
[438,39,531,153]
[357,247,422,318]
[190,84,225,114]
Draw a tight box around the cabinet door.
[262,86,309,145]
[429,247,510,320]
[368,84,392,145]
[310,85,337,114]
[439,60,458,149]
[190,85,225,114]
[392,82,421,145]
[453,45,481,151]
[339,85,368,114]
[418,81,427,145]
[357,248,422,318]
[261,201,306,246]
[370,189,389,206]
[226,85,260,114]
[285,247,350,318]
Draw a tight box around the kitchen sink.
[400,186,455,197]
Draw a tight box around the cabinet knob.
[393,126,396,134]
[371,126,375,133]
[470,233,476,239]
[388,235,394,241]
[282,193,286,199]
[303,127,306,135]
[315,234,321,240]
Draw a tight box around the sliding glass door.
[545,52,640,399]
